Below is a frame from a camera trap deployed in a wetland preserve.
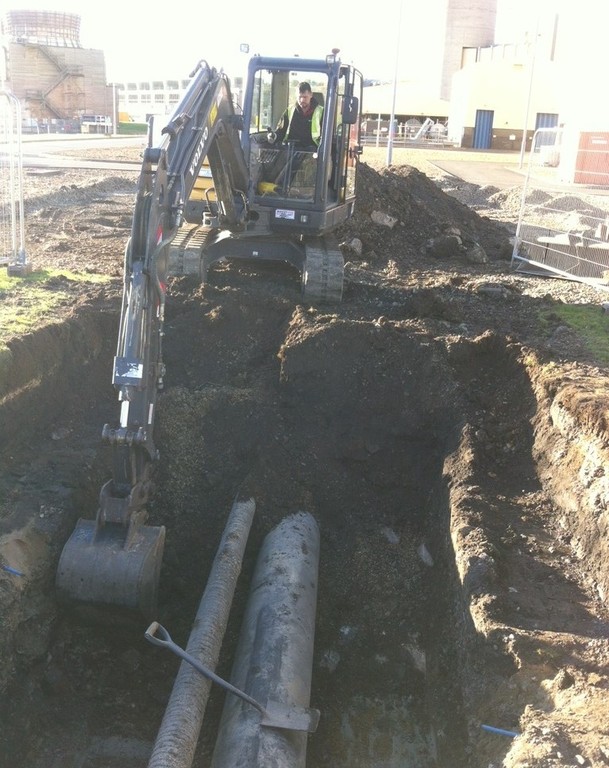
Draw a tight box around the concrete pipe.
[210,511,320,768]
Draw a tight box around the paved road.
[18,155,141,171]
[19,134,145,150]
[428,153,609,196]
[6,136,608,197]
[429,159,528,189]
[1,134,144,171]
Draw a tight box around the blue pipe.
[1,564,24,576]
[481,724,519,738]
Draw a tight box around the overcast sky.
[2,0,598,82]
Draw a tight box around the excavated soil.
[2,143,609,767]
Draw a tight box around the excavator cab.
[176,52,364,304]
[243,55,362,217]
[246,73,324,201]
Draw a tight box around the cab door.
[330,67,363,203]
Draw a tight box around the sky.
[2,0,597,83]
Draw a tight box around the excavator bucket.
[56,517,165,620]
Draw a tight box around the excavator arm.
[56,62,250,619]
[162,60,249,230]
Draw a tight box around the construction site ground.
[2,138,609,767]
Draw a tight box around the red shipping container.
[574,132,609,185]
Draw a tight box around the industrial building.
[362,1,604,153]
[362,0,563,150]
[0,4,602,153]
[115,77,192,125]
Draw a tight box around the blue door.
[535,113,559,131]
[473,110,494,149]
[535,113,559,147]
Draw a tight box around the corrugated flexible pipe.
[146,496,256,768]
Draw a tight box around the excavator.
[55,50,363,618]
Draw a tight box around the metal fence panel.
[0,89,28,272]
[511,126,609,290]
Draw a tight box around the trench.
[0,274,552,767]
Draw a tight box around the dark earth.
[1,141,609,767]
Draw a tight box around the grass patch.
[0,268,109,290]
[0,268,110,341]
[118,122,148,135]
[540,304,609,364]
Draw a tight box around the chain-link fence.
[512,127,609,290]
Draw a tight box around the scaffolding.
[0,88,29,274]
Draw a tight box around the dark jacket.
[275,98,323,148]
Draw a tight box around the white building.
[115,77,191,123]
[362,4,607,152]
[114,75,246,125]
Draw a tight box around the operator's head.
[297,82,313,110]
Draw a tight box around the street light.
[112,82,117,136]
[239,43,250,109]
[387,0,404,166]
[519,18,540,169]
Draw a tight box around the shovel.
[145,621,320,732]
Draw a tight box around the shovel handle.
[145,622,265,714]
[145,621,173,647]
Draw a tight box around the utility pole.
[112,82,118,136]
[519,17,540,169]
[387,0,404,166]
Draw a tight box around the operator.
[269,82,323,150]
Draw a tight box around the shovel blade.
[261,700,320,733]
[56,518,165,619]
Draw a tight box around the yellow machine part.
[190,164,216,201]
[257,181,279,195]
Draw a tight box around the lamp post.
[239,43,250,110]
[112,82,117,136]
[518,18,540,169]
[387,0,404,166]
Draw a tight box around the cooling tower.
[1,10,81,48]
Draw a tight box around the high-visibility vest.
[277,101,323,147]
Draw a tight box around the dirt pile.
[338,163,511,267]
